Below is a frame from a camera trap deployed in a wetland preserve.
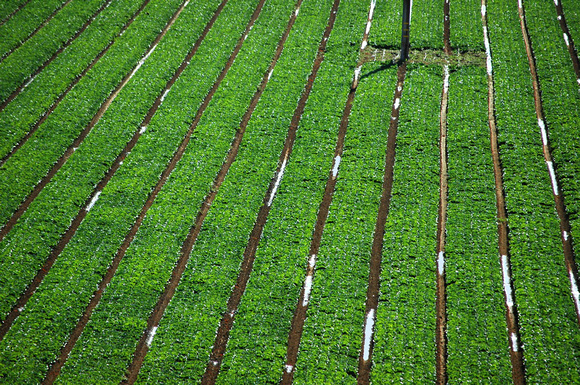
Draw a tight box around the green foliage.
[371,64,439,384]
[449,0,484,51]
[0,0,149,158]
[445,65,511,382]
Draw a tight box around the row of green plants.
[369,64,439,383]
[0,0,107,102]
[0,0,29,22]
[444,65,512,382]
[215,5,374,383]
[449,0,484,51]
[0,0,149,155]
[0,0,187,323]
[0,0,67,59]
[562,0,580,47]
[0,0,184,227]
[54,0,305,382]
[525,0,580,270]
[0,0,254,381]
[368,0,443,50]
[488,0,580,381]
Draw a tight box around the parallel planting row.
[0,0,579,383]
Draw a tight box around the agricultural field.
[0,0,579,383]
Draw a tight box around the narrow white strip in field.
[140,126,147,134]
[546,161,559,196]
[23,76,35,88]
[285,364,293,373]
[554,0,559,6]
[518,0,523,10]
[394,98,400,110]
[267,158,287,206]
[501,255,515,309]
[331,155,341,179]
[570,271,580,310]
[538,119,548,146]
[563,33,570,47]
[302,275,313,306]
[409,0,413,26]
[360,0,376,50]
[86,191,102,212]
[510,332,519,351]
[160,89,170,103]
[563,231,569,241]
[437,251,445,275]
[145,326,158,347]
[362,308,375,361]
[443,65,449,93]
[483,25,493,76]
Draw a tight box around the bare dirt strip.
[434,4,451,383]
[517,0,580,324]
[552,0,580,84]
[0,0,74,63]
[278,1,377,383]
[199,1,342,383]
[356,62,406,385]
[0,0,33,27]
[435,64,449,385]
[0,0,115,112]
[0,0,195,343]
[482,2,526,382]
[120,0,306,382]
[0,0,152,168]
[0,0,190,244]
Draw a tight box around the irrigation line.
[517,0,580,324]
[357,62,407,385]
[0,0,153,169]
[482,2,526,382]
[435,64,449,385]
[0,0,190,244]
[0,0,33,27]
[278,1,378,383]
[0,0,74,64]
[552,0,580,85]
[0,0,115,111]
[119,0,306,382]
[199,1,342,383]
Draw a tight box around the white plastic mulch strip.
[86,191,102,212]
[362,308,375,361]
[501,254,515,310]
[268,158,287,206]
[145,326,158,347]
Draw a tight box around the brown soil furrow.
[357,62,407,385]
[201,1,342,383]
[434,2,451,382]
[121,0,305,382]
[281,1,377,383]
[0,0,190,244]
[0,0,73,64]
[435,65,449,385]
[517,0,580,324]
[483,2,526,382]
[0,0,33,27]
[444,0,451,55]
[0,0,152,168]
[0,0,114,111]
[553,0,580,84]
[40,0,239,382]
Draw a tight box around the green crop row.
[0,0,107,103]
[450,0,484,51]
[370,64,439,383]
[0,0,149,155]
[216,6,376,385]
[445,65,512,382]
[55,0,305,382]
[525,0,580,271]
[0,0,186,323]
[0,0,183,227]
[368,0,443,50]
[0,0,67,60]
[0,0,29,22]
[0,0,248,382]
[561,0,580,51]
[488,0,580,381]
